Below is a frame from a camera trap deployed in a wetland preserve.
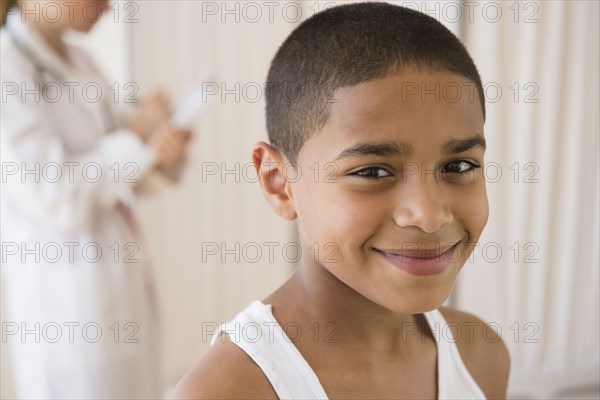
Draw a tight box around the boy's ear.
[252,142,297,221]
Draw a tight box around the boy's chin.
[390,301,448,315]
[373,286,454,315]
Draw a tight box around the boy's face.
[257,67,488,313]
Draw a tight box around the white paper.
[172,75,214,128]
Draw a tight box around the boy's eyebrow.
[334,135,486,161]
[442,135,486,154]
[334,141,413,161]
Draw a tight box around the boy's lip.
[373,241,461,259]
[373,242,461,276]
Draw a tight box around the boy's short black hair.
[265,2,486,163]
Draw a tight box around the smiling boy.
[173,3,510,399]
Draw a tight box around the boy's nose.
[392,177,453,234]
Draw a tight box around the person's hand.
[147,122,192,169]
[128,90,171,141]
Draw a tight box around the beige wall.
[129,0,300,389]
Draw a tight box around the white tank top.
[210,301,486,399]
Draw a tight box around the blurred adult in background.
[0,0,192,398]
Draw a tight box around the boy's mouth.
[372,240,462,276]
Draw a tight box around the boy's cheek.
[296,193,376,256]
[459,193,489,241]
[476,185,490,231]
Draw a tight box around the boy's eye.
[351,167,392,179]
[442,160,480,174]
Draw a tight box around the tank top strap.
[210,301,329,399]
[423,309,486,399]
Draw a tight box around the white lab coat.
[1,11,162,399]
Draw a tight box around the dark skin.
[172,67,510,399]
[172,306,508,399]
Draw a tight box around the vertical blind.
[454,1,599,397]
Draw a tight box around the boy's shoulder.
[171,308,510,399]
[170,333,277,399]
[438,306,511,399]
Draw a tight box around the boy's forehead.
[333,68,480,113]
[327,69,483,135]
[300,69,485,161]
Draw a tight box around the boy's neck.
[265,263,429,352]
